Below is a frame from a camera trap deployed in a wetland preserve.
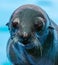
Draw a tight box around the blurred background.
[0,0,58,65]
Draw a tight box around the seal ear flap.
[6,22,9,26]
[48,26,54,30]
[48,19,54,30]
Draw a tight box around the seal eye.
[34,17,45,31]
[12,22,18,28]
[12,18,20,28]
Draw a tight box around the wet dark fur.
[6,4,58,65]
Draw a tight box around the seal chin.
[23,38,43,59]
[25,43,43,59]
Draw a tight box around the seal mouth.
[21,39,31,45]
[19,35,31,45]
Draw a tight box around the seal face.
[6,4,58,65]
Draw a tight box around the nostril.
[23,32,28,38]
[22,32,31,39]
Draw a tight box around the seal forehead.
[13,4,42,15]
[11,4,47,20]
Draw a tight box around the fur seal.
[6,4,58,65]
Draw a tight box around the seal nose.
[22,32,31,39]
[20,32,31,45]
[23,32,28,38]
